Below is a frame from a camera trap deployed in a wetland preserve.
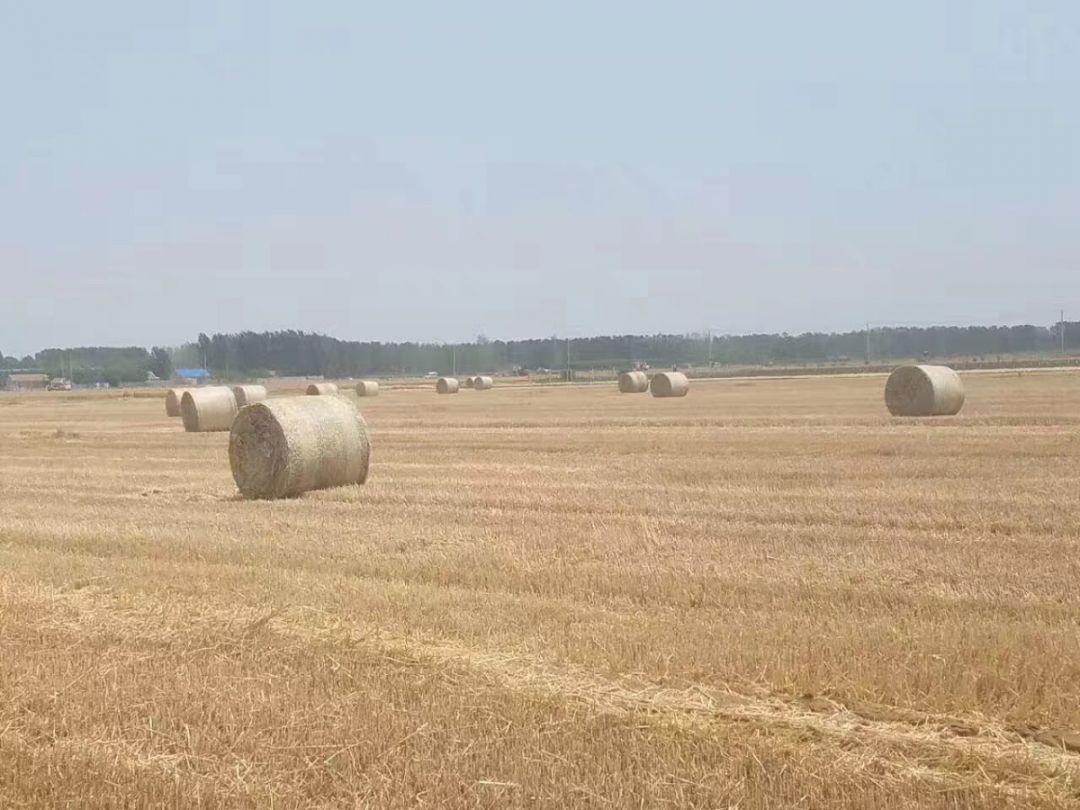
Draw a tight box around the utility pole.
[707,330,713,366]
[1061,309,1066,355]
[865,323,871,363]
[452,345,457,376]
[566,337,571,381]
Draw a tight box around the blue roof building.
[175,368,211,381]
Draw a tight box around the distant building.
[6,372,50,391]
[174,368,211,383]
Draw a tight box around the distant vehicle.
[425,371,439,378]
[47,378,72,391]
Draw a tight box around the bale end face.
[884,365,965,416]
[165,388,184,417]
[618,371,648,394]
[232,385,268,407]
[650,372,689,398]
[473,375,494,390]
[229,396,371,500]
[180,387,239,432]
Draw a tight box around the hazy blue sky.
[2,1,1078,355]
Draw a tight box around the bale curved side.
[306,383,338,396]
[165,388,185,417]
[618,371,649,394]
[229,396,371,499]
[463,376,476,388]
[650,372,689,398]
[884,365,964,416]
[436,377,460,394]
[473,376,494,390]
[180,387,238,432]
[355,380,379,397]
[232,385,268,407]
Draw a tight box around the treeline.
[0,346,173,386]
[4,322,1078,382]
[193,324,1079,376]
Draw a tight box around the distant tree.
[148,346,173,380]
[196,333,212,369]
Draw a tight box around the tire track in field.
[4,577,1079,801]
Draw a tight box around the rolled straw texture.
[165,388,185,417]
[884,365,965,416]
[229,395,371,499]
[232,385,268,407]
[618,371,649,394]
[180,387,238,432]
[649,372,690,398]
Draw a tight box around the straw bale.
[229,396,371,499]
[649,372,690,398]
[232,385,267,407]
[884,365,965,416]
[165,388,185,417]
[618,371,649,394]
[180,387,238,432]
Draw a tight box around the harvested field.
[2,370,1080,808]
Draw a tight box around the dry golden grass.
[3,370,1080,808]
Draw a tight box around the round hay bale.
[618,371,649,394]
[232,385,268,407]
[650,371,689,398]
[463,376,476,388]
[436,377,460,394]
[165,388,186,417]
[473,375,494,390]
[884,365,965,416]
[355,380,379,397]
[229,396,371,500]
[306,382,338,396]
[180,387,238,432]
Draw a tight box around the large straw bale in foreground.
[650,372,689,398]
[180,387,238,432]
[436,377,460,394]
[232,385,268,407]
[229,396,371,500]
[473,375,494,390]
[618,371,649,394]
[165,388,186,417]
[355,380,379,397]
[306,382,338,396]
[885,365,965,416]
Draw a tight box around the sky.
[1,1,1078,356]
